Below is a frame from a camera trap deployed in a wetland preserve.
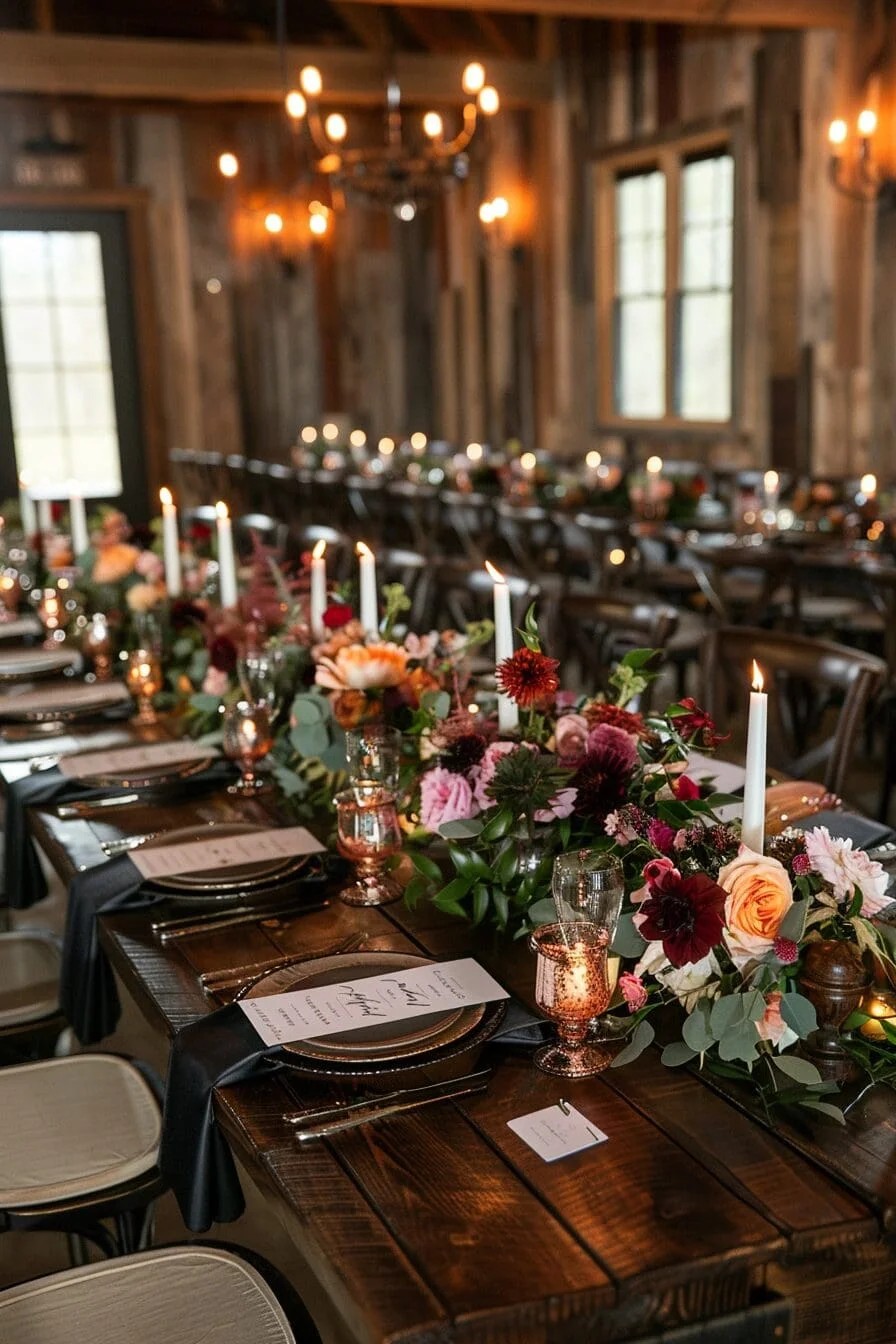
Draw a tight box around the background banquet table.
[4,745,896,1344]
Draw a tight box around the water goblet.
[334,784,403,906]
[529,921,612,1078]
[345,724,403,792]
[126,648,163,725]
[222,700,274,794]
[551,850,626,1042]
[238,649,285,717]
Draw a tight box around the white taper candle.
[69,487,89,557]
[159,487,182,596]
[310,539,327,640]
[215,501,238,608]
[357,541,378,638]
[741,659,767,853]
[486,560,519,733]
[18,474,36,537]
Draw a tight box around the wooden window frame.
[594,116,745,439]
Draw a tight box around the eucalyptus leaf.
[188,693,222,715]
[527,898,558,926]
[661,1041,698,1067]
[717,1021,760,1063]
[438,818,485,841]
[290,694,328,725]
[778,897,810,944]
[609,1018,655,1068]
[611,910,648,959]
[710,993,748,1038]
[799,1098,846,1125]
[772,1054,824,1086]
[741,988,768,1024]
[682,1002,715,1053]
[420,689,451,719]
[779,992,817,1039]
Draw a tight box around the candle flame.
[356,540,371,558]
[484,560,505,583]
[159,486,173,507]
[312,539,326,560]
[215,501,229,520]
[763,470,778,492]
[752,660,764,693]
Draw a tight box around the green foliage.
[608,647,660,709]
[380,583,411,639]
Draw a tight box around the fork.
[101,833,160,857]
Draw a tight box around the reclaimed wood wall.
[0,10,891,479]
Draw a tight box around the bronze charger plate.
[68,754,215,791]
[140,822,308,901]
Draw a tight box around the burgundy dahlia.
[495,648,560,708]
[638,868,726,968]
[208,634,238,673]
[571,736,636,825]
[442,733,488,776]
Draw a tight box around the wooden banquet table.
[5,745,896,1344]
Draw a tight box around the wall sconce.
[827,109,885,202]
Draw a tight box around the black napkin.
[160,1004,280,1232]
[159,991,549,1233]
[59,853,157,1045]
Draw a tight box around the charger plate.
[68,755,215,790]
[141,822,308,899]
[245,950,487,1064]
[0,680,130,721]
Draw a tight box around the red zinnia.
[495,648,560,708]
[638,868,726,968]
[673,697,727,750]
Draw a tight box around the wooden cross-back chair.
[701,626,886,798]
[559,591,679,714]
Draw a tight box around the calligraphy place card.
[59,739,216,779]
[238,957,510,1047]
[507,1103,608,1162]
[130,826,325,881]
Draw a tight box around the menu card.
[0,727,135,763]
[0,681,131,715]
[130,825,325,881]
[508,1103,608,1162]
[59,739,215,779]
[239,956,509,1047]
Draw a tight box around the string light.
[218,152,239,178]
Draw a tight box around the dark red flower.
[208,634,238,672]
[673,773,700,801]
[495,647,560,708]
[673,698,727,749]
[792,852,811,876]
[322,603,354,631]
[442,733,488,775]
[190,522,213,543]
[774,937,799,964]
[571,740,635,824]
[169,599,206,630]
[638,869,726,968]
[584,701,646,738]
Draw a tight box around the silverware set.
[152,897,330,944]
[202,931,368,1000]
[282,1069,492,1141]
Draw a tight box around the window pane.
[679,293,731,421]
[0,229,122,493]
[617,297,665,419]
[678,152,733,422]
[614,169,665,418]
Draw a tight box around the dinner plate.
[0,648,78,682]
[141,822,309,899]
[244,950,487,1063]
[68,755,215,790]
[0,680,131,722]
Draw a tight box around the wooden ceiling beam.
[328,2,392,51]
[0,30,552,104]
[471,13,533,59]
[341,0,854,28]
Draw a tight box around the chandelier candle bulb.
[860,472,877,500]
[485,560,519,733]
[645,454,663,504]
[356,541,378,638]
[159,488,182,596]
[310,539,327,640]
[742,660,767,854]
[215,501,238,608]
[18,474,36,537]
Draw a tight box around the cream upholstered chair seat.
[0,930,60,1026]
[0,1055,160,1208]
[0,1247,299,1343]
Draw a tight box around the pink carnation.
[804,825,890,915]
[419,767,478,832]
[619,972,648,1013]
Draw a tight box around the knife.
[283,1069,492,1129]
[56,794,140,818]
[153,898,329,943]
[291,1073,491,1142]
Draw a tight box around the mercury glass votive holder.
[334,785,403,906]
[530,921,612,1078]
[83,613,114,680]
[222,700,274,794]
[126,648,163,725]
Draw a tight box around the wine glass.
[238,649,285,717]
[334,784,403,906]
[222,700,274,794]
[126,649,163,725]
[345,724,403,792]
[83,612,113,680]
[530,921,612,1077]
[551,850,626,1041]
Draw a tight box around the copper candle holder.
[222,700,274,793]
[530,922,612,1078]
[0,571,21,621]
[36,587,64,649]
[83,613,114,680]
[334,785,403,906]
[126,648,163,725]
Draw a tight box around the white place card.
[507,1103,608,1162]
[239,956,510,1047]
[59,739,216,779]
[0,727,135,763]
[0,681,131,714]
[686,751,746,795]
[130,825,325,880]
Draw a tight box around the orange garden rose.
[315,642,409,692]
[92,543,140,585]
[331,690,380,730]
[718,847,793,969]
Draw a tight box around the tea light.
[126,648,162,724]
[859,989,896,1040]
[530,921,612,1078]
[83,612,113,680]
[37,588,63,648]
